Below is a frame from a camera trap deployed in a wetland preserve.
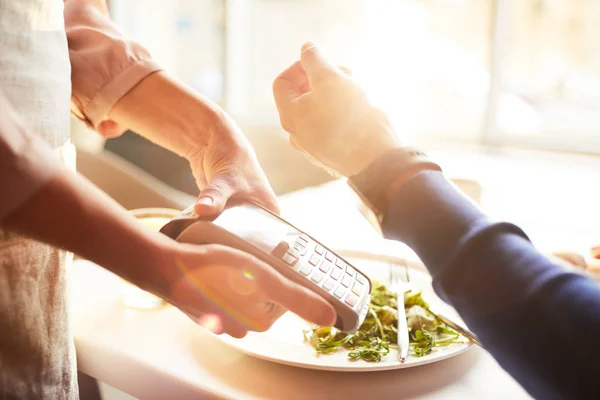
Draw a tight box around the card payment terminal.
[160,202,372,332]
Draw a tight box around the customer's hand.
[162,243,336,338]
[273,42,401,177]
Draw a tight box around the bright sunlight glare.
[198,314,223,334]
[351,0,541,139]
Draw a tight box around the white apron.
[0,0,77,398]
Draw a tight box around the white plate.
[214,254,472,372]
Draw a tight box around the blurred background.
[76,2,600,397]
[91,0,600,192]
[74,0,600,252]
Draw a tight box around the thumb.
[300,42,338,85]
[195,172,235,216]
[273,60,308,132]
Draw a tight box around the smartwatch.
[347,147,441,230]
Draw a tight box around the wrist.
[109,71,226,159]
[134,235,182,299]
[342,110,402,177]
[186,113,254,176]
[346,138,401,177]
[165,85,227,161]
[348,147,442,226]
[384,166,436,202]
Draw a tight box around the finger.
[274,60,310,96]
[250,189,281,216]
[227,326,248,339]
[283,60,311,93]
[96,120,127,138]
[204,170,280,216]
[206,246,336,327]
[233,301,287,334]
[186,310,248,338]
[177,278,252,336]
[300,41,338,86]
[195,171,235,216]
[260,273,336,327]
[199,244,336,329]
[219,316,249,339]
[273,61,308,132]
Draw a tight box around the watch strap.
[347,147,441,222]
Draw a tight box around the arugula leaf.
[304,281,465,362]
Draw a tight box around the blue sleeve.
[382,171,600,400]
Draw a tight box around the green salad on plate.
[304,281,466,362]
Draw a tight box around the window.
[109,0,600,153]
[110,0,226,104]
[223,0,493,144]
[487,0,600,152]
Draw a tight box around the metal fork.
[389,260,411,362]
[390,262,482,349]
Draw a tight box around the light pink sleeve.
[0,92,62,223]
[64,0,163,138]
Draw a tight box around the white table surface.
[70,180,532,400]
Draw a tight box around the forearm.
[2,167,177,295]
[273,40,600,398]
[382,171,600,398]
[66,0,162,137]
[108,71,237,159]
[66,0,241,158]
